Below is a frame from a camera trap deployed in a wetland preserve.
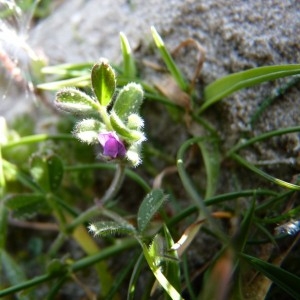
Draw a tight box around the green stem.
[177,137,226,242]
[230,153,300,190]
[100,163,126,205]
[98,105,112,130]
[46,193,67,228]
[64,163,151,192]
[256,191,293,211]
[227,126,300,156]
[66,206,100,232]
[0,145,5,198]
[177,137,205,209]
[66,203,131,233]
[0,238,137,298]
[2,134,75,150]
[48,232,66,257]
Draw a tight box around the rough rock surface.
[2,0,300,174]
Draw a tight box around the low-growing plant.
[1,20,300,300]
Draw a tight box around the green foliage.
[240,253,300,299]
[1,27,300,300]
[0,250,32,300]
[91,61,116,107]
[5,194,48,218]
[151,26,188,91]
[120,32,137,78]
[200,64,300,113]
[137,189,168,233]
[55,88,100,115]
[89,221,136,237]
[112,82,144,122]
[30,154,64,193]
[73,118,105,144]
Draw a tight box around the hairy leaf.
[5,194,47,218]
[137,189,168,233]
[88,221,136,237]
[55,88,99,114]
[30,154,64,193]
[73,118,105,144]
[112,83,143,122]
[91,61,116,106]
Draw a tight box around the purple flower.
[98,131,126,158]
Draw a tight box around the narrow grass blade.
[197,138,220,199]
[151,26,188,91]
[201,248,234,300]
[37,75,90,90]
[120,32,137,78]
[199,64,300,113]
[233,198,255,252]
[141,242,184,300]
[127,253,145,300]
[240,253,300,299]
[1,250,31,300]
[231,153,300,190]
[227,126,300,155]
[163,225,181,295]
[0,202,8,249]
[41,62,93,76]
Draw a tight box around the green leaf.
[231,153,300,191]
[240,253,300,299]
[30,155,49,192]
[126,143,143,167]
[42,62,93,76]
[120,32,136,78]
[0,250,31,300]
[197,138,220,199]
[112,83,143,122]
[127,254,145,300]
[0,249,32,300]
[163,225,181,297]
[91,61,116,106]
[37,75,90,90]
[88,221,136,237]
[200,64,300,112]
[55,88,99,114]
[148,234,164,262]
[137,189,168,233]
[30,154,64,193]
[5,194,48,218]
[73,118,105,144]
[47,259,68,276]
[141,242,183,300]
[233,198,255,252]
[151,26,188,92]
[127,113,144,130]
[0,202,8,248]
[110,112,145,142]
[47,155,64,192]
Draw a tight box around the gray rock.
[2,0,300,173]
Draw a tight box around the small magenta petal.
[117,141,127,157]
[103,139,119,158]
[98,131,126,159]
[98,132,112,146]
